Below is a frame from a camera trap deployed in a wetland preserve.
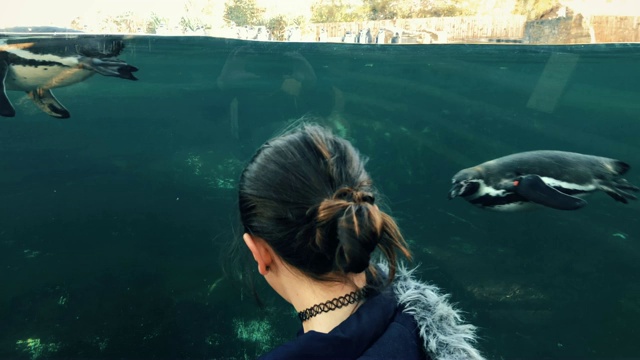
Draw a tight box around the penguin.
[448,150,639,211]
[0,27,138,118]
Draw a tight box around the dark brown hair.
[238,124,410,282]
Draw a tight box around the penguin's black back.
[482,150,627,184]
[1,29,127,58]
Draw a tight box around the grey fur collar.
[381,263,485,360]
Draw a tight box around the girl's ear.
[243,233,273,276]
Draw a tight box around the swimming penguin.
[0,27,138,118]
[448,150,639,211]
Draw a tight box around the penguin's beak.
[448,182,462,199]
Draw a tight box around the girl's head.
[238,124,410,282]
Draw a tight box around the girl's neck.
[287,272,368,334]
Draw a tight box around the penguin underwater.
[0,27,138,118]
[449,150,639,211]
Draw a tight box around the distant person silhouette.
[216,46,337,144]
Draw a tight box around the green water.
[1,36,639,359]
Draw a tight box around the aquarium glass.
[1,21,639,360]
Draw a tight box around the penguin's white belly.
[466,181,531,211]
[539,176,597,192]
[464,180,507,201]
[7,64,94,90]
[466,177,595,211]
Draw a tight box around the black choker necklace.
[298,288,366,322]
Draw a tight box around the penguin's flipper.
[514,174,587,210]
[0,60,16,117]
[77,57,138,80]
[27,88,70,118]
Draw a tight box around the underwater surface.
[1,34,639,359]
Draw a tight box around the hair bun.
[314,189,382,274]
[334,200,382,274]
[333,187,375,205]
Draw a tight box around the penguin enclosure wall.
[1,32,639,359]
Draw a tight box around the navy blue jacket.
[258,264,484,360]
[259,287,427,360]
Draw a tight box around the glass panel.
[1,1,639,358]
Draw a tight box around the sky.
[2,0,639,28]
[2,0,184,27]
[563,0,640,15]
[1,0,314,28]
